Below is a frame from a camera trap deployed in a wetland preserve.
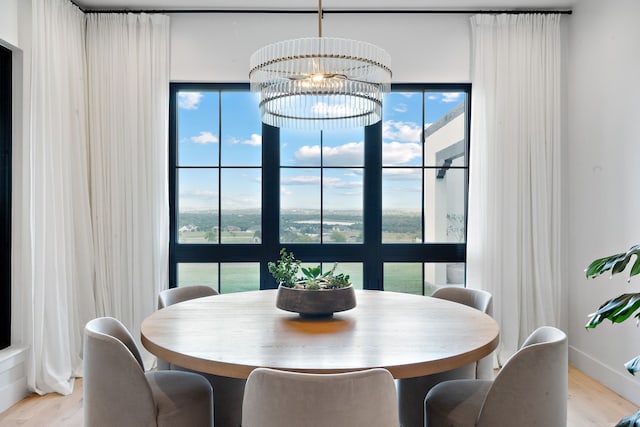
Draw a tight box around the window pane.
[220,263,260,293]
[281,129,321,166]
[382,92,423,167]
[221,92,261,166]
[322,128,364,167]
[177,91,219,167]
[424,91,467,167]
[221,168,261,244]
[384,263,422,295]
[280,168,321,243]
[178,263,218,289]
[178,168,218,244]
[382,168,422,243]
[424,168,466,243]
[425,263,466,295]
[323,168,363,243]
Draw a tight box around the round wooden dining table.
[141,289,499,380]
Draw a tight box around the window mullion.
[261,123,280,289]
[363,121,383,290]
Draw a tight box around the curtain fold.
[85,13,170,366]
[18,0,170,394]
[27,0,94,394]
[467,14,563,364]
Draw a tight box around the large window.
[170,83,469,295]
[0,45,11,350]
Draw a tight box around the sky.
[176,89,465,212]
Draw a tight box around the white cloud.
[383,168,422,181]
[383,120,421,142]
[323,176,361,189]
[295,145,321,163]
[281,187,293,196]
[180,189,217,198]
[238,134,262,146]
[178,92,203,110]
[281,175,321,185]
[427,95,439,101]
[394,103,408,113]
[294,142,364,166]
[382,141,422,165]
[191,131,218,144]
[442,92,462,103]
[178,189,218,210]
[222,194,260,209]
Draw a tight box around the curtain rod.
[78,8,572,15]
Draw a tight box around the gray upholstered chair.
[425,326,568,427]
[158,285,245,427]
[83,317,213,427]
[397,287,494,427]
[156,285,218,370]
[158,284,218,310]
[242,367,399,427]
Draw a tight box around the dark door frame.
[0,44,12,350]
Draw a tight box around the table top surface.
[141,289,499,379]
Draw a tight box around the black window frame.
[169,82,470,293]
[0,44,12,350]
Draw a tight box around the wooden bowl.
[275,284,356,317]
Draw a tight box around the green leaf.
[585,256,617,278]
[625,356,640,376]
[615,409,640,427]
[585,293,640,328]
[631,255,640,277]
[586,244,640,281]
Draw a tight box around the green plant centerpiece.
[269,248,356,317]
[585,243,640,427]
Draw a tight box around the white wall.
[170,12,471,82]
[0,0,19,48]
[568,0,640,405]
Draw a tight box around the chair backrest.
[477,326,568,427]
[432,286,493,316]
[242,368,399,427]
[84,317,157,427]
[432,286,494,379]
[158,285,218,309]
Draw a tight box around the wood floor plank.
[0,365,636,426]
[567,365,637,427]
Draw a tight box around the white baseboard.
[0,345,29,414]
[570,345,640,406]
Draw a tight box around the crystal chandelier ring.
[249,0,392,129]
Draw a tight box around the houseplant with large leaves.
[585,243,640,427]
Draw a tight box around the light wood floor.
[0,365,636,426]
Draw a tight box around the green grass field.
[178,261,450,296]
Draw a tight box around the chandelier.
[249,0,392,130]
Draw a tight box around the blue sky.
[177,89,465,212]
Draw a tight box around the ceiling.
[73,0,577,11]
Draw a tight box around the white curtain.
[85,13,170,366]
[27,0,95,394]
[467,14,563,364]
[17,0,170,394]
